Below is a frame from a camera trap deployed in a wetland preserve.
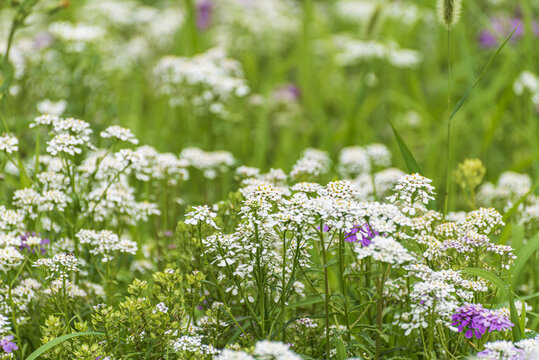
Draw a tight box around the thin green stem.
[319,224,331,360]
[444,28,452,215]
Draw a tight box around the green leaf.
[26,331,104,360]
[285,297,323,309]
[387,117,422,174]
[511,233,539,289]
[461,268,522,341]
[449,25,518,121]
[334,337,347,360]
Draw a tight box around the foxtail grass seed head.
[437,0,463,28]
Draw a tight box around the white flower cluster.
[33,254,81,280]
[36,99,67,116]
[132,145,189,184]
[180,148,235,179]
[335,0,429,26]
[154,48,249,117]
[470,335,539,360]
[332,35,423,68]
[76,230,137,262]
[0,134,18,154]
[214,0,299,53]
[387,173,435,215]
[477,171,538,231]
[0,248,24,272]
[44,279,87,298]
[290,148,331,181]
[171,334,219,356]
[152,302,169,314]
[13,187,68,219]
[83,0,184,49]
[32,116,95,156]
[185,205,219,229]
[100,125,139,144]
[355,235,414,265]
[354,167,406,200]
[49,21,106,52]
[214,340,302,360]
[513,71,539,110]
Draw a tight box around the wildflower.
[0,134,18,154]
[185,205,219,229]
[290,148,331,180]
[235,166,260,179]
[196,0,213,30]
[33,253,81,279]
[0,336,17,353]
[170,334,219,355]
[366,143,392,168]
[100,125,139,144]
[152,302,169,314]
[254,340,302,360]
[30,114,59,128]
[454,158,486,191]
[451,303,513,339]
[154,49,249,117]
[46,133,85,156]
[473,336,539,360]
[0,248,25,272]
[19,233,50,254]
[36,99,67,116]
[355,236,414,265]
[180,148,234,179]
[214,349,255,360]
[387,173,435,215]
[479,17,538,48]
[76,230,137,262]
[345,223,380,246]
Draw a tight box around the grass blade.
[26,331,104,360]
[511,233,539,289]
[449,25,518,121]
[387,117,422,174]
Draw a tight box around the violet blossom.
[451,303,513,339]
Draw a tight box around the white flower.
[31,114,60,128]
[33,253,81,279]
[152,302,169,314]
[185,205,219,229]
[290,148,331,180]
[214,349,255,360]
[254,340,302,360]
[355,236,414,265]
[0,247,24,272]
[76,230,137,262]
[36,99,67,116]
[0,134,18,154]
[338,146,370,177]
[387,173,435,215]
[101,125,139,144]
[46,133,85,156]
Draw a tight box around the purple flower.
[19,232,49,255]
[0,335,18,353]
[345,223,380,246]
[451,304,513,339]
[317,224,331,232]
[273,84,301,103]
[196,0,213,30]
[479,16,539,48]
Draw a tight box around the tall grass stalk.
[444,29,452,215]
